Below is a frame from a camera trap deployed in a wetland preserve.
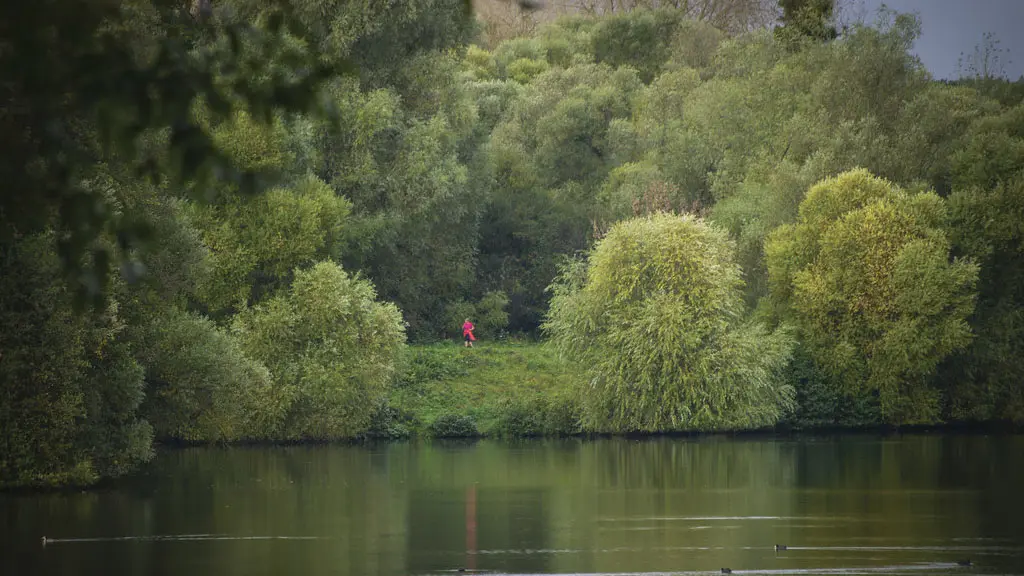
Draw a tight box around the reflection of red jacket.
[462,322,476,340]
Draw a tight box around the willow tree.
[233,262,406,440]
[545,212,794,432]
[765,169,978,424]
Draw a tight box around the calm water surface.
[3,435,1023,576]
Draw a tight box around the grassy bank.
[378,340,585,438]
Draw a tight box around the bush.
[476,291,510,339]
[362,402,418,440]
[545,213,794,433]
[132,308,277,443]
[782,343,881,428]
[491,391,584,437]
[543,391,584,436]
[429,413,479,438]
[492,397,546,437]
[444,300,478,340]
[234,261,406,440]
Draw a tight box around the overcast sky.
[846,0,1024,80]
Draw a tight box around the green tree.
[589,9,690,83]
[776,0,836,45]
[0,0,343,304]
[944,175,1024,423]
[545,213,794,432]
[941,106,1024,423]
[479,62,643,331]
[0,234,152,487]
[192,175,350,315]
[234,262,406,440]
[133,307,278,442]
[765,169,978,424]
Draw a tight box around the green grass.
[386,339,585,437]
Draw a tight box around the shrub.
[429,413,479,438]
[132,308,277,443]
[234,261,406,440]
[444,292,509,340]
[492,397,546,437]
[543,391,584,436]
[445,300,478,340]
[476,291,510,339]
[491,391,583,437]
[362,402,418,440]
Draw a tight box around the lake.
[3,435,1023,576]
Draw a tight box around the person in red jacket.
[462,318,476,348]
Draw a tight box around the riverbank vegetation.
[381,340,584,439]
[2,0,1024,487]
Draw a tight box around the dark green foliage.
[590,9,685,83]
[783,344,881,428]
[940,110,1024,423]
[429,413,480,438]
[312,64,482,339]
[362,403,418,440]
[475,291,511,338]
[1,0,473,487]
[543,392,585,436]
[444,291,510,340]
[776,0,837,45]
[6,0,1024,489]
[0,0,343,306]
[0,235,151,487]
[133,308,274,442]
[78,338,154,478]
[476,62,643,331]
[492,397,547,437]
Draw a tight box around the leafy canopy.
[545,213,794,432]
[766,169,978,424]
[234,261,406,440]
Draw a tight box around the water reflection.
[1,435,1022,576]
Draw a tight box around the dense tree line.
[2,0,1023,487]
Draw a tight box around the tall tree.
[546,213,794,432]
[765,170,978,424]
[776,0,836,44]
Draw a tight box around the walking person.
[462,318,476,348]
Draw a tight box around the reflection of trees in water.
[553,438,802,573]
[790,435,1024,572]
[4,437,1023,575]
[4,446,414,576]
[407,485,550,573]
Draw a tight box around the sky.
[848,0,1024,80]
